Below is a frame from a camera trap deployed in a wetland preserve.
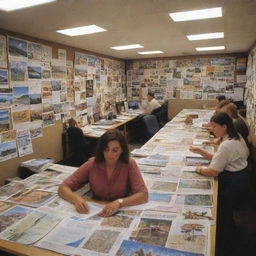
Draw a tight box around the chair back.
[142,115,160,140]
[67,127,85,152]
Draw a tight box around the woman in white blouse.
[190,111,250,255]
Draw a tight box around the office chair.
[142,115,160,141]
[151,101,168,128]
[64,127,90,166]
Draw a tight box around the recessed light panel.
[111,44,144,50]
[169,7,222,22]
[0,0,56,11]
[196,46,225,51]
[187,32,224,41]
[57,25,106,36]
[138,51,164,55]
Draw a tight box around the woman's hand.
[190,146,203,154]
[74,197,89,214]
[99,200,121,217]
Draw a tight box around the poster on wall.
[16,129,33,157]
[0,35,7,68]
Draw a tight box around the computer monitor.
[128,100,140,109]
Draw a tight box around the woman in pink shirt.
[58,129,148,217]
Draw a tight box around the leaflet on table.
[185,156,210,166]
[47,163,78,173]
[130,148,152,157]
[0,181,27,200]
[6,187,56,208]
[136,158,168,167]
[180,168,213,181]
[41,197,103,219]
[177,179,214,195]
[36,217,95,255]
[144,178,178,193]
[0,209,62,245]
[175,194,213,208]
[166,219,210,256]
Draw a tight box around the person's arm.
[58,184,89,213]
[58,160,91,213]
[195,166,219,177]
[99,192,148,217]
[190,146,213,160]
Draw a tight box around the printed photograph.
[8,37,27,57]
[75,52,87,65]
[51,80,61,91]
[166,220,208,255]
[28,42,42,60]
[130,218,172,246]
[148,192,174,203]
[0,206,32,232]
[28,65,42,79]
[10,61,27,81]
[101,215,134,229]
[29,93,42,104]
[0,69,8,85]
[51,65,66,79]
[42,112,54,127]
[0,109,10,132]
[116,240,201,256]
[12,110,30,124]
[0,93,13,108]
[0,140,17,162]
[13,86,29,107]
[82,229,120,253]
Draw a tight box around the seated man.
[143,91,161,114]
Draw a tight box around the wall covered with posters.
[126,55,247,106]
[0,30,125,183]
[245,44,256,139]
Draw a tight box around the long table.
[0,109,217,256]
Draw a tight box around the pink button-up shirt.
[63,157,148,201]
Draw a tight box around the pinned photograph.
[8,37,27,58]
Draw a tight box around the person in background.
[203,95,226,110]
[190,112,249,255]
[58,129,148,217]
[143,91,161,114]
[220,102,249,145]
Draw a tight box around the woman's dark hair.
[216,95,226,102]
[210,112,240,140]
[95,129,129,163]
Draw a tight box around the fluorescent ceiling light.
[0,0,56,11]
[169,7,222,22]
[111,44,144,50]
[196,46,225,51]
[57,25,106,36]
[187,32,224,41]
[138,51,164,55]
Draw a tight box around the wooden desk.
[82,114,138,138]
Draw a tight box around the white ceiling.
[0,0,255,59]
